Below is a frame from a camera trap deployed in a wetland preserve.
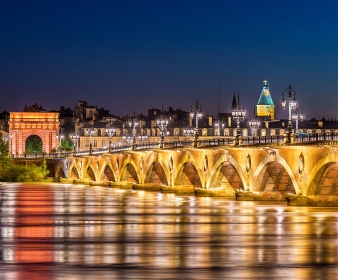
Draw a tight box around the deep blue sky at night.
[1,0,338,119]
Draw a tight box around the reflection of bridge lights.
[156,193,164,201]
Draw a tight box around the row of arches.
[56,153,338,198]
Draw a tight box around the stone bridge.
[54,142,338,205]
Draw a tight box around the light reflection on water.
[0,183,338,279]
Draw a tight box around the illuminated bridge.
[37,137,338,207]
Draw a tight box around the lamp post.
[88,128,95,155]
[128,111,139,150]
[56,132,64,152]
[157,114,169,148]
[214,115,224,141]
[231,93,246,145]
[106,127,116,152]
[190,100,202,147]
[292,106,304,133]
[122,131,132,146]
[281,85,297,143]
[248,118,260,136]
[138,130,148,148]
[70,134,79,156]
[183,127,194,145]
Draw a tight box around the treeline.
[0,133,49,182]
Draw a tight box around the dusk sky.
[1,0,338,119]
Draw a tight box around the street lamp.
[56,132,64,152]
[248,118,260,136]
[106,127,116,152]
[214,115,224,140]
[183,127,194,145]
[281,85,297,143]
[86,126,95,155]
[138,130,148,148]
[231,93,246,145]
[190,100,202,147]
[70,134,79,155]
[122,131,132,146]
[157,114,169,148]
[128,111,139,150]
[292,107,304,133]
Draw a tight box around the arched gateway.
[9,112,60,155]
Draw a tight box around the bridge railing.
[11,132,338,159]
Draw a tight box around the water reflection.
[0,183,337,279]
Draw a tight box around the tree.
[25,135,43,153]
[40,157,49,180]
[0,133,49,182]
[0,133,13,181]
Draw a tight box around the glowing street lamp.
[128,111,139,150]
[190,100,202,147]
[70,134,79,155]
[56,132,64,152]
[122,131,132,146]
[292,107,304,133]
[214,115,224,140]
[183,127,194,145]
[281,85,297,143]
[231,93,246,145]
[106,127,116,152]
[248,118,260,136]
[157,114,169,148]
[138,130,148,144]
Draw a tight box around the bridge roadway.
[13,135,338,205]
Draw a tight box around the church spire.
[231,93,237,110]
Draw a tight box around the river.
[0,183,337,279]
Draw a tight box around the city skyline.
[1,0,338,119]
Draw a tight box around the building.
[256,80,275,120]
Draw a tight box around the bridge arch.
[306,153,338,196]
[98,161,116,182]
[145,161,169,186]
[142,152,170,185]
[68,160,82,180]
[55,165,66,178]
[174,156,204,188]
[55,159,69,179]
[251,155,299,196]
[206,154,247,190]
[120,159,140,184]
[86,165,96,182]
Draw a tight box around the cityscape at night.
[1,1,338,279]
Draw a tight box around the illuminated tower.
[256,80,275,120]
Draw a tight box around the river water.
[0,183,337,280]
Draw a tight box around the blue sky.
[1,0,338,119]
